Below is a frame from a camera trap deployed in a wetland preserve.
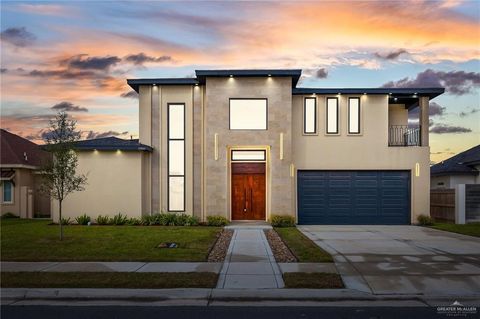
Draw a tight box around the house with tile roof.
[0,129,51,217]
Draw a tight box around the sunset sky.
[1,0,479,163]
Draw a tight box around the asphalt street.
[1,306,469,319]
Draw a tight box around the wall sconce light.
[214,133,218,161]
[290,163,295,177]
[415,163,420,177]
[279,133,284,160]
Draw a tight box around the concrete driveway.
[298,225,480,296]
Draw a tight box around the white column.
[455,184,466,224]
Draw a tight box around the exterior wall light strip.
[214,133,218,161]
[415,163,420,177]
[279,132,284,160]
[290,163,295,177]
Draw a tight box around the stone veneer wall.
[203,77,293,219]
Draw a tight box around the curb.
[2,288,480,306]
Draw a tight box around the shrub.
[126,217,141,226]
[185,215,199,226]
[141,215,154,226]
[60,217,71,225]
[1,212,18,219]
[417,214,434,226]
[96,215,110,225]
[175,214,190,226]
[270,215,296,227]
[206,215,229,227]
[158,213,178,226]
[75,214,91,225]
[111,213,128,225]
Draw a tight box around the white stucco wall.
[51,150,145,221]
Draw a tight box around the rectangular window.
[168,103,185,212]
[2,181,13,203]
[348,97,360,134]
[304,97,317,134]
[229,99,267,130]
[231,150,266,161]
[326,97,339,134]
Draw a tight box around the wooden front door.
[231,163,266,220]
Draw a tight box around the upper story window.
[326,97,339,134]
[348,97,361,134]
[229,98,267,130]
[2,181,13,203]
[303,97,317,134]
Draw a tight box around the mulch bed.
[207,229,234,262]
[265,229,297,263]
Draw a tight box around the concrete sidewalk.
[217,226,284,289]
[1,262,222,273]
[1,261,336,274]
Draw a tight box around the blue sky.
[1,0,479,163]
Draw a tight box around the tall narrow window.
[2,181,13,203]
[326,97,338,134]
[304,97,317,134]
[348,97,360,134]
[168,103,185,212]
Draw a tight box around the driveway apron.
[216,226,284,289]
[299,225,480,296]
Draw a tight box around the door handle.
[244,188,247,212]
[250,188,253,212]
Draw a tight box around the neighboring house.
[431,145,480,189]
[0,129,51,218]
[53,69,444,225]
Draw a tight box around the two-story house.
[53,69,444,225]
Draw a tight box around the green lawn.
[274,227,333,262]
[430,222,480,238]
[283,272,344,289]
[1,272,218,288]
[1,219,221,261]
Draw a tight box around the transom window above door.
[229,98,267,130]
[231,150,266,161]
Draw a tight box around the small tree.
[41,112,87,240]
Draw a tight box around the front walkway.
[216,225,284,289]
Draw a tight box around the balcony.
[389,125,420,146]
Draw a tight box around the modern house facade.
[0,129,51,218]
[54,69,444,225]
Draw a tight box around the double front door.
[231,163,266,220]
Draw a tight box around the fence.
[466,184,480,222]
[430,189,455,222]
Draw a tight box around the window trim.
[2,180,14,204]
[348,97,361,134]
[229,98,268,131]
[303,97,317,135]
[167,102,186,212]
[231,149,266,162]
[326,97,339,134]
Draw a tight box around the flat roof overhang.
[195,69,302,87]
[127,78,198,93]
[293,87,445,109]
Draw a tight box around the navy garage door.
[297,170,410,225]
